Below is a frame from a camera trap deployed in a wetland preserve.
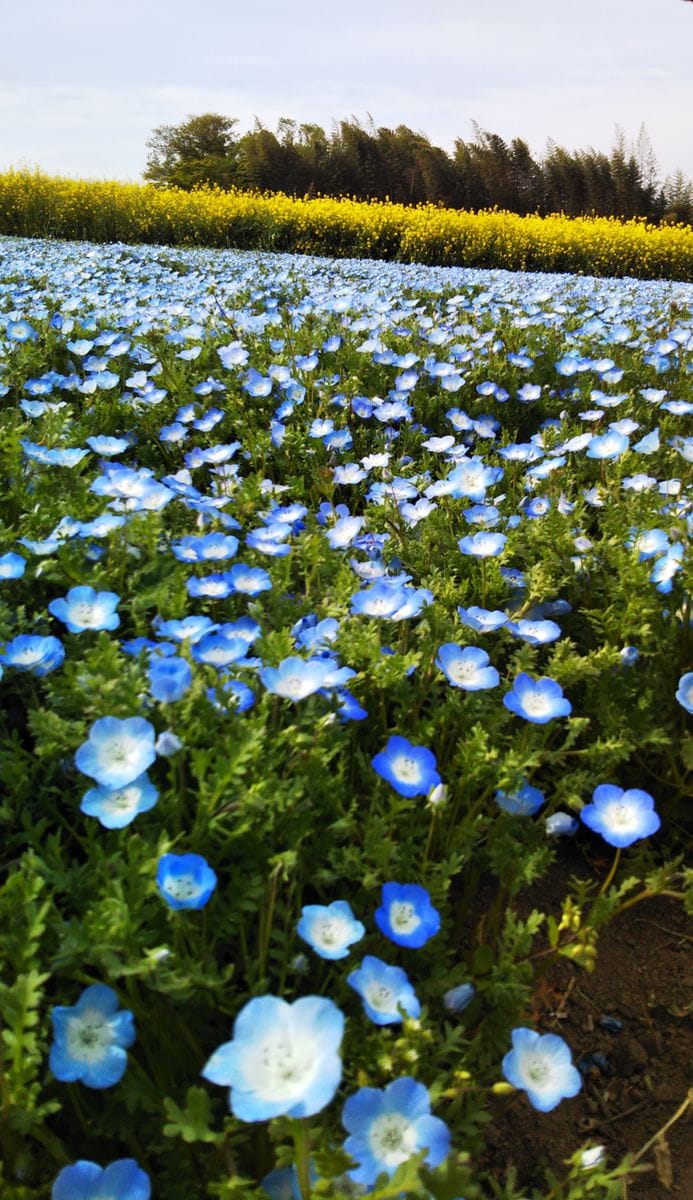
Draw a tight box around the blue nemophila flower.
[80,773,158,829]
[448,456,503,501]
[156,853,217,910]
[545,812,579,837]
[7,318,36,342]
[342,1077,450,1186]
[208,678,256,713]
[372,735,441,798]
[298,900,365,960]
[503,673,572,724]
[156,730,183,756]
[375,882,441,948]
[0,634,64,676]
[171,533,239,563]
[458,531,506,558]
[579,785,660,848]
[502,1028,581,1112]
[326,515,365,549]
[86,435,132,457]
[436,643,499,691]
[156,615,216,643]
[186,573,234,600]
[0,551,26,579]
[50,984,135,1089]
[495,779,545,816]
[52,1159,150,1200]
[457,605,507,633]
[586,430,629,460]
[347,955,420,1025]
[522,496,551,519]
[650,544,684,594]
[676,671,693,714]
[148,655,193,702]
[350,580,414,619]
[49,586,120,633]
[443,983,475,1013]
[227,563,273,595]
[260,656,334,701]
[202,995,344,1120]
[506,618,561,644]
[75,717,157,789]
[192,632,249,668]
[261,1165,317,1200]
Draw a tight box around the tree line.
[144,114,693,224]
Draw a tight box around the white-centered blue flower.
[297,900,365,960]
[75,717,157,789]
[586,430,629,459]
[375,882,441,948]
[372,735,441,798]
[260,656,334,701]
[80,773,158,829]
[202,995,344,1121]
[342,1076,451,1186]
[347,955,420,1025]
[0,634,64,676]
[579,785,661,848]
[503,673,572,724]
[156,853,218,910]
[457,605,508,633]
[506,619,561,645]
[50,984,135,1090]
[502,1028,581,1112]
[49,585,120,633]
[0,551,26,579]
[436,643,499,690]
[458,531,507,558]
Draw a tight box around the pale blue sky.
[1,0,692,182]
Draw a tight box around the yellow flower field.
[2,169,693,280]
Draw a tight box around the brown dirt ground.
[481,851,692,1199]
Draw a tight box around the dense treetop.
[144,114,693,224]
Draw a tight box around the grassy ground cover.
[0,236,691,1199]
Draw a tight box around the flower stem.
[292,1118,312,1199]
[597,847,621,897]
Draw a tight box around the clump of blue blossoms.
[50,984,135,1089]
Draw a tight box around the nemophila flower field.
[0,235,691,1200]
